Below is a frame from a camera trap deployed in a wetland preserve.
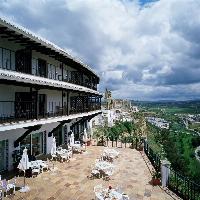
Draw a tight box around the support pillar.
[161,160,171,187]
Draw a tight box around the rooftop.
[0,17,99,79]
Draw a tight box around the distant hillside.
[132,100,200,114]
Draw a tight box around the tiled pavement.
[4,146,180,200]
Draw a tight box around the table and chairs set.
[101,148,120,162]
[92,148,130,199]
[88,148,119,181]
[51,146,73,162]
[0,176,17,198]
[94,184,129,200]
[27,160,50,177]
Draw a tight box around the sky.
[0,0,200,101]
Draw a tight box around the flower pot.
[87,141,91,146]
[152,178,161,186]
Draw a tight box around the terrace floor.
[4,146,180,200]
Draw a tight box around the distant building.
[131,106,139,112]
[146,117,169,129]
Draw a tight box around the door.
[15,49,32,74]
[38,59,47,77]
[0,140,7,172]
[15,91,37,119]
[39,94,46,117]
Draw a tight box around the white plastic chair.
[51,154,57,161]
[122,194,129,200]
[32,164,40,177]
[93,184,103,193]
[91,169,100,178]
[94,184,103,200]
[7,177,16,195]
[0,189,3,199]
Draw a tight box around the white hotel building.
[0,18,102,172]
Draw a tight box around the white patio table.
[95,161,114,171]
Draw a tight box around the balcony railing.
[0,99,101,124]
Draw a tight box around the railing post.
[132,138,134,149]
[112,136,114,147]
[125,137,127,148]
[161,159,171,187]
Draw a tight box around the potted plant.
[152,171,161,186]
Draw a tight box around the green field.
[134,100,200,114]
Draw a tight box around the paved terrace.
[5,146,180,200]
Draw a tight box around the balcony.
[0,95,101,125]
[0,47,99,91]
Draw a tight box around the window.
[0,47,15,70]
[38,59,47,77]
[48,63,56,80]
[54,127,63,146]
[0,140,7,172]
[32,58,38,75]
[0,48,2,68]
[20,132,45,157]
[3,48,11,69]
[32,132,44,156]
[11,51,15,70]
[20,134,31,153]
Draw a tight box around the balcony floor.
[5,146,179,200]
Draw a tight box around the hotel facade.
[0,18,102,172]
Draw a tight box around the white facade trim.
[0,69,100,95]
[0,110,101,132]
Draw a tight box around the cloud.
[0,0,200,100]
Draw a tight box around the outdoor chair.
[1,178,16,197]
[60,153,68,162]
[0,189,3,199]
[57,147,62,151]
[51,154,57,161]
[91,169,100,179]
[40,161,49,172]
[67,150,72,159]
[32,166,40,177]
[7,177,16,195]
[94,184,103,200]
[93,184,103,193]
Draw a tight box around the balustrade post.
[112,136,114,147]
[161,159,171,187]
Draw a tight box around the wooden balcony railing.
[0,98,101,124]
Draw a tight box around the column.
[161,159,171,187]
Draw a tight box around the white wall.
[0,128,26,170]
[32,51,77,80]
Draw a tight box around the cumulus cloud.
[0,0,200,100]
